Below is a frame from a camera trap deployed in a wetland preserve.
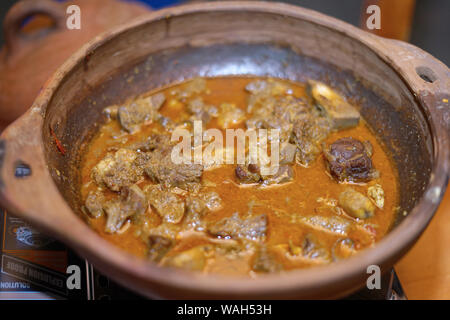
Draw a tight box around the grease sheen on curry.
[80,77,399,277]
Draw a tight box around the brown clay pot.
[0,1,448,299]
[0,0,150,131]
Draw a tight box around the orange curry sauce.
[80,77,398,276]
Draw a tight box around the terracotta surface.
[0,2,448,299]
[396,188,450,300]
[0,0,150,130]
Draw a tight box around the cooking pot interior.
[41,9,433,235]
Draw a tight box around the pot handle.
[3,0,66,57]
[0,110,80,239]
[381,38,450,135]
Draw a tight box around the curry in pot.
[80,77,398,276]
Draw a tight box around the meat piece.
[187,97,218,125]
[158,116,176,131]
[235,164,261,184]
[144,185,185,224]
[245,80,280,114]
[91,148,143,192]
[217,103,245,129]
[245,81,304,142]
[279,142,297,165]
[122,184,147,215]
[184,197,207,231]
[163,245,212,271]
[252,246,282,273]
[129,133,172,153]
[148,223,180,240]
[262,165,294,185]
[144,148,203,189]
[297,215,351,236]
[246,98,306,142]
[367,184,385,208]
[259,116,293,142]
[186,197,207,216]
[291,116,331,166]
[172,78,207,101]
[302,234,331,262]
[339,188,375,219]
[245,104,274,128]
[132,133,203,190]
[273,97,309,124]
[103,202,124,234]
[307,80,360,130]
[324,137,378,183]
[199,191,222,211]
[118,93,166,133]
[84,190,104,218]
[208,213,267,242]
[103,185,147,233]
[246,78,291,95]
[148,235,173,262]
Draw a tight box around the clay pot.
[0,0,150,131]
[0,1,448,299]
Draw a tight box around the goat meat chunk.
[291,116,331,166]
[172,78,207,101]
[118,93,165,133]
[85,190,104,218]
[279,142,297,165]
[324,137,378,183]
[217,103,245,129]
[92,148,143,192]
[208,213,267,242]
[199,191,222,211]
[145,185,185,224]
[130,133,173,153]
[262,165,294,185]
[187,97,218,125]
[103,185,147,233]
[184,197,207,231]
[235,164,261,184]
[144,148,203,189]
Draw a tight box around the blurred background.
[0,0,449,64]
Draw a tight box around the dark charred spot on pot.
[14,161,32,178]
[415,66,438,83]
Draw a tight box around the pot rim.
[1,1,449,297]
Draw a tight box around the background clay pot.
[0,0,150,131]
